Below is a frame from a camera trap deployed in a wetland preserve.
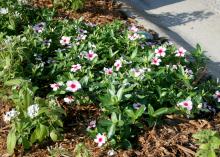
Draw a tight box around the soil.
[0,0,219,157]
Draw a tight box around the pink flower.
[129,25,138,32]
[114,60,122,71]
[87,120,96,129]
[155,46,166,57]
[64,96,74,104]
[85,50,97,61]
[151,57,161,66]
[60,36,71,46]
[214,91,220,102]
[94,133,106,147]
[50,82,62,91]
[71,64,81,72]
[177,100,193,111]
[104,67,113,75]
[66,80,81,92]
[175,47,186,57]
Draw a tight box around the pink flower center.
[64,39,67,42]
[153,59,157,63]
[183,102,188,106]
[70,84,76,89]
[88,53,93,58]
[98,137,103,142]
[159,49,163,54]
[116,63,120,67]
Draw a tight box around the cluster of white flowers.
[0,8,8,14]
[27,104,39,118]
[3,109,19,123]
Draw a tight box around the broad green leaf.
[36,124,48,142]
[135,105,146,119]
[108,124,116,138]
[7,129,17,155]
[130,48,138,59]
[50,130,58,141]
[147,104,154,116]
[125,109,135,119]
[116,86,124,101]
[152,107,169,117]
[99,120,112,127]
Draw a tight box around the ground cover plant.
[1,0,220,156]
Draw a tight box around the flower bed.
[1,0,220,156]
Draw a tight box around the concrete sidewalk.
[120,0,220,78]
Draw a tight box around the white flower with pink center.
[66,80,81,92]
[155,46,166,57]
[151,57,162,66]
[131,68,145,77]
[175,47,186,57]
[214,91,220,102]
[50,82,62,91]
[114,60,122,71]
[64,96,74,104]
[177,100,193,111]
[60,36,71,46]
[129,25,138,32]
[94,133,106,147]
[104,67,113,75]
[85,50,97,61]
[71,64,81,72]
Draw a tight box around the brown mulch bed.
[32,0,126,24]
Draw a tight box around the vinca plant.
[1,0,220,154]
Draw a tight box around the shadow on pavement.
[141,0,184,9]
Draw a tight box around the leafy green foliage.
[193,130,220,157]
[1,0,220,152]
[5,80,65,154]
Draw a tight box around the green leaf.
[116,86,124,101]
[99,120,112,127]
[36,124,48,142]
[107,124,116,138]
[118,120,124,127]
[22,137,31,149]
[7,129,17,155]
[50,130,58,141]
[147,104,154,116]
[135,105,146,119]
[130,48,138,59]
[4,79,24,86]
[111,112,118,124]
[125,109,135,119]
[152,107,169,117]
